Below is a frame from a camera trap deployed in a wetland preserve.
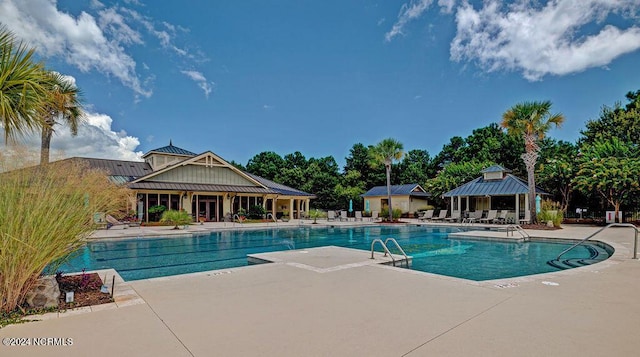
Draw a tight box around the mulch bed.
[56,273,113,310]
[520,223,561,230]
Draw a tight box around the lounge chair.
[519,210,531,225]
[418,210,434,221]
[462,211,478,224]
[340,210,348,221]
[492,210,509,224]
[478,210,498,224]
[371,211,380,221]
[445,210,461,223]
[327,211,336,221]
[355,211,363,221]
[431,210,448,221]
[106,214,127,229]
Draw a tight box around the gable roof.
[443,174,547,197]
[131,151,266,188]
[361,183,431,198]
[142,142,197,158]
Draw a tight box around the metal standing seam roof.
[481,164,511,173]
[70,157,152,177]
[65,155,315,197]
[244,172,316,197]
[443,174,547,197]
[142,143,197,157]
[361,183,431,197]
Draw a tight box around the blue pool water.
[60,225,611,281]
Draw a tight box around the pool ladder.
[370,238,410,268]
[505,225,530,241]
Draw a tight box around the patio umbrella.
[349,199,353,212]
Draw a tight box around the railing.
[370,238,409,267]
[384,238,409,262]
[266,213,277,224]
[555,223,639,261]
[505,225,530,240]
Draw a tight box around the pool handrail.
[505,225,530,240]
[384,238,409,263]
[370,238,409,267]
[554,223,638,261]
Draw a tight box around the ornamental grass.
[0,156,129,313]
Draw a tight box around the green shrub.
[539,199,563,227]
[148,205,166,221]
[381,208,402,221]
[160,210,192,229]
[308,209,325,223]
[0,159,129,313]
[248,205,266,219]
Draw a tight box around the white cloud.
[181,70,214,98]
[0,0,152,98]
[438,0,456,14]
[450,0,640,80]
[0,0,211,100]
[385,0,434,42]
[8,111,144,162]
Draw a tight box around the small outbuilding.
[361,183,431,214]
[442,165,546,223]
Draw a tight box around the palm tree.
[501,101,564,224]
[0,25,49,142]
[40,71,84,164]
[371,138,404,221]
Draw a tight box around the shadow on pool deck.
[1,224,639,356]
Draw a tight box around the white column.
[515,194,519,222]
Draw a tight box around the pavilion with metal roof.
[64,142,314,222]
[443,165,546,223]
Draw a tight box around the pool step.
[546,244,610,270]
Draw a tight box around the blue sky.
[1,0,639,168]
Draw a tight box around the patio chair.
[492,210,509,224]
[355,211,363,221]
[519,210,531,225]
[431,210,448,221]
[478,210,498,223]
[463,210,483,224]
[327,211,336,221]
[106,214,127,229]
[418,209,434,221]
[340,210,349,221]
[445,210,461,223]
[370,211,380,221]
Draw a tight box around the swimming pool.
[61,225,611,281]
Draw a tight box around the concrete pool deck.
[1,223,640,356]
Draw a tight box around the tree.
[537,140,578,212]
[501,101,564,224]
[573,137,640,222]
[396,149,434,186]
[344,143,384,189]
[0,25,49,142]
[425,160,493,207]
[334,170,366,210]
[370,138,404,221]
[40,72,84,165]
[245,151,285,181]
[302,157,340,209]
[580,91,640,146]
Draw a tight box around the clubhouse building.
[67,142,314,223]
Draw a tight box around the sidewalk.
[1,224,639,356]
